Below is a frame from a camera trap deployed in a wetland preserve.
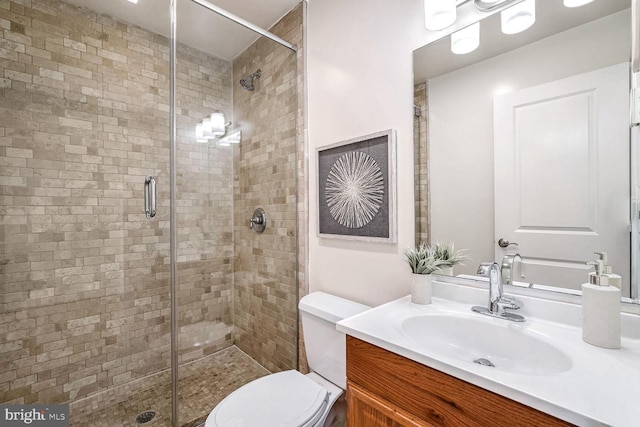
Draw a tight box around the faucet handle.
[498,296,522,310]
[476,262,493,276]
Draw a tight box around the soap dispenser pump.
[582,252,621,349]
[596,251,623,290]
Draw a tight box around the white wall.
[307,0,430,306]
[429,10,630,276]
[306,1,631,307]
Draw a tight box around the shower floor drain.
[135,411,157,425]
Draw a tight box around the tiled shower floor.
[70,346,269,427]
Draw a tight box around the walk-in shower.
[0,0,302,426]
[239,69,262,91]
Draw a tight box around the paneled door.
[494,62,629,293]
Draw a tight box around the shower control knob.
[249,208,267,233]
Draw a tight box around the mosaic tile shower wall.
[232,4,301,373]
[174,45,234,365]
[414,82,429,245]
[0,0,235,404]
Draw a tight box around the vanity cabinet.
[347,381,434,427]
[346,336,573,427]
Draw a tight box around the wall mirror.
[413,0,639,302]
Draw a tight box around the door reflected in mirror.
[413,0,638,300]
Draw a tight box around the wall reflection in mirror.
[413,0,639,302]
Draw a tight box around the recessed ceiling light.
[127,0,139,4]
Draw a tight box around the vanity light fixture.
[195,123,207,143]
[225,130,241,144]
[501,0,535,35]
[209,112,226,137]
[563,0,595,7]
[427,1,538,36]
[217,130,242,147]
[201,117,214,140]
[424,0,457,31]
[195,112,233,143]
[451,22,480,54]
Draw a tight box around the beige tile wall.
[414,82,429,245]
[232,4,301,373]
[0,0,236,404]
[295,2,308,375]
[174,42,235,364]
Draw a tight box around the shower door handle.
[144,175,157,219]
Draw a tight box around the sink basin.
[401,313,573,375]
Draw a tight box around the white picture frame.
[316,129,397,243]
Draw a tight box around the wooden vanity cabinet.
[347,381,435,427]
[346,336,574,427]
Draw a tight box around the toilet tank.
[299,292,370,390]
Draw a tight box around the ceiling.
[65,0,301,60]
[414,0,630,82]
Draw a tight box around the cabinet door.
[347,381,435,427]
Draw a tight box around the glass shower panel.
[174,0,299,425]
[0,0,172,425]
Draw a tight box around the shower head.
[239,69,261,91]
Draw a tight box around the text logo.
[1,405,69,426]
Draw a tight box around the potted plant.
[404,243,445,304]
[432,241,467,276]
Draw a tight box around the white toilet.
[204,292,370,427]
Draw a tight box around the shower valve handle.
[249,208,267,233]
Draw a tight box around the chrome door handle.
[498,238,518,248]
[144,175,157,219]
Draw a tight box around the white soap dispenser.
[582,253,621,349]
[598,251,623,290]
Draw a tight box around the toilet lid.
[207,370,329,427]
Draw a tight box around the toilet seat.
[205,370,329,427]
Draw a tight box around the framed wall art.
[317,129,397,243]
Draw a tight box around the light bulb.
[451,22,480,55]
[424,0,456,31]
[501,0,535,35]
[209,112,226,137]
[202,118,215,139]
[563,0,594,7]
[195,123,208,143]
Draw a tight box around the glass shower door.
[0,0,173,425]
[173,0,300,425]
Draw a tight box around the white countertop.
[337,283,640,427]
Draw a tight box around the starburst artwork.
[325,152,384,228]
[317,130,396,243]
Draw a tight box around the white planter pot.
[411,273,432,305]
[439,266,453,276]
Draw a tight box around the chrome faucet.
[472,262,525,322]
[501,253,522,286]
